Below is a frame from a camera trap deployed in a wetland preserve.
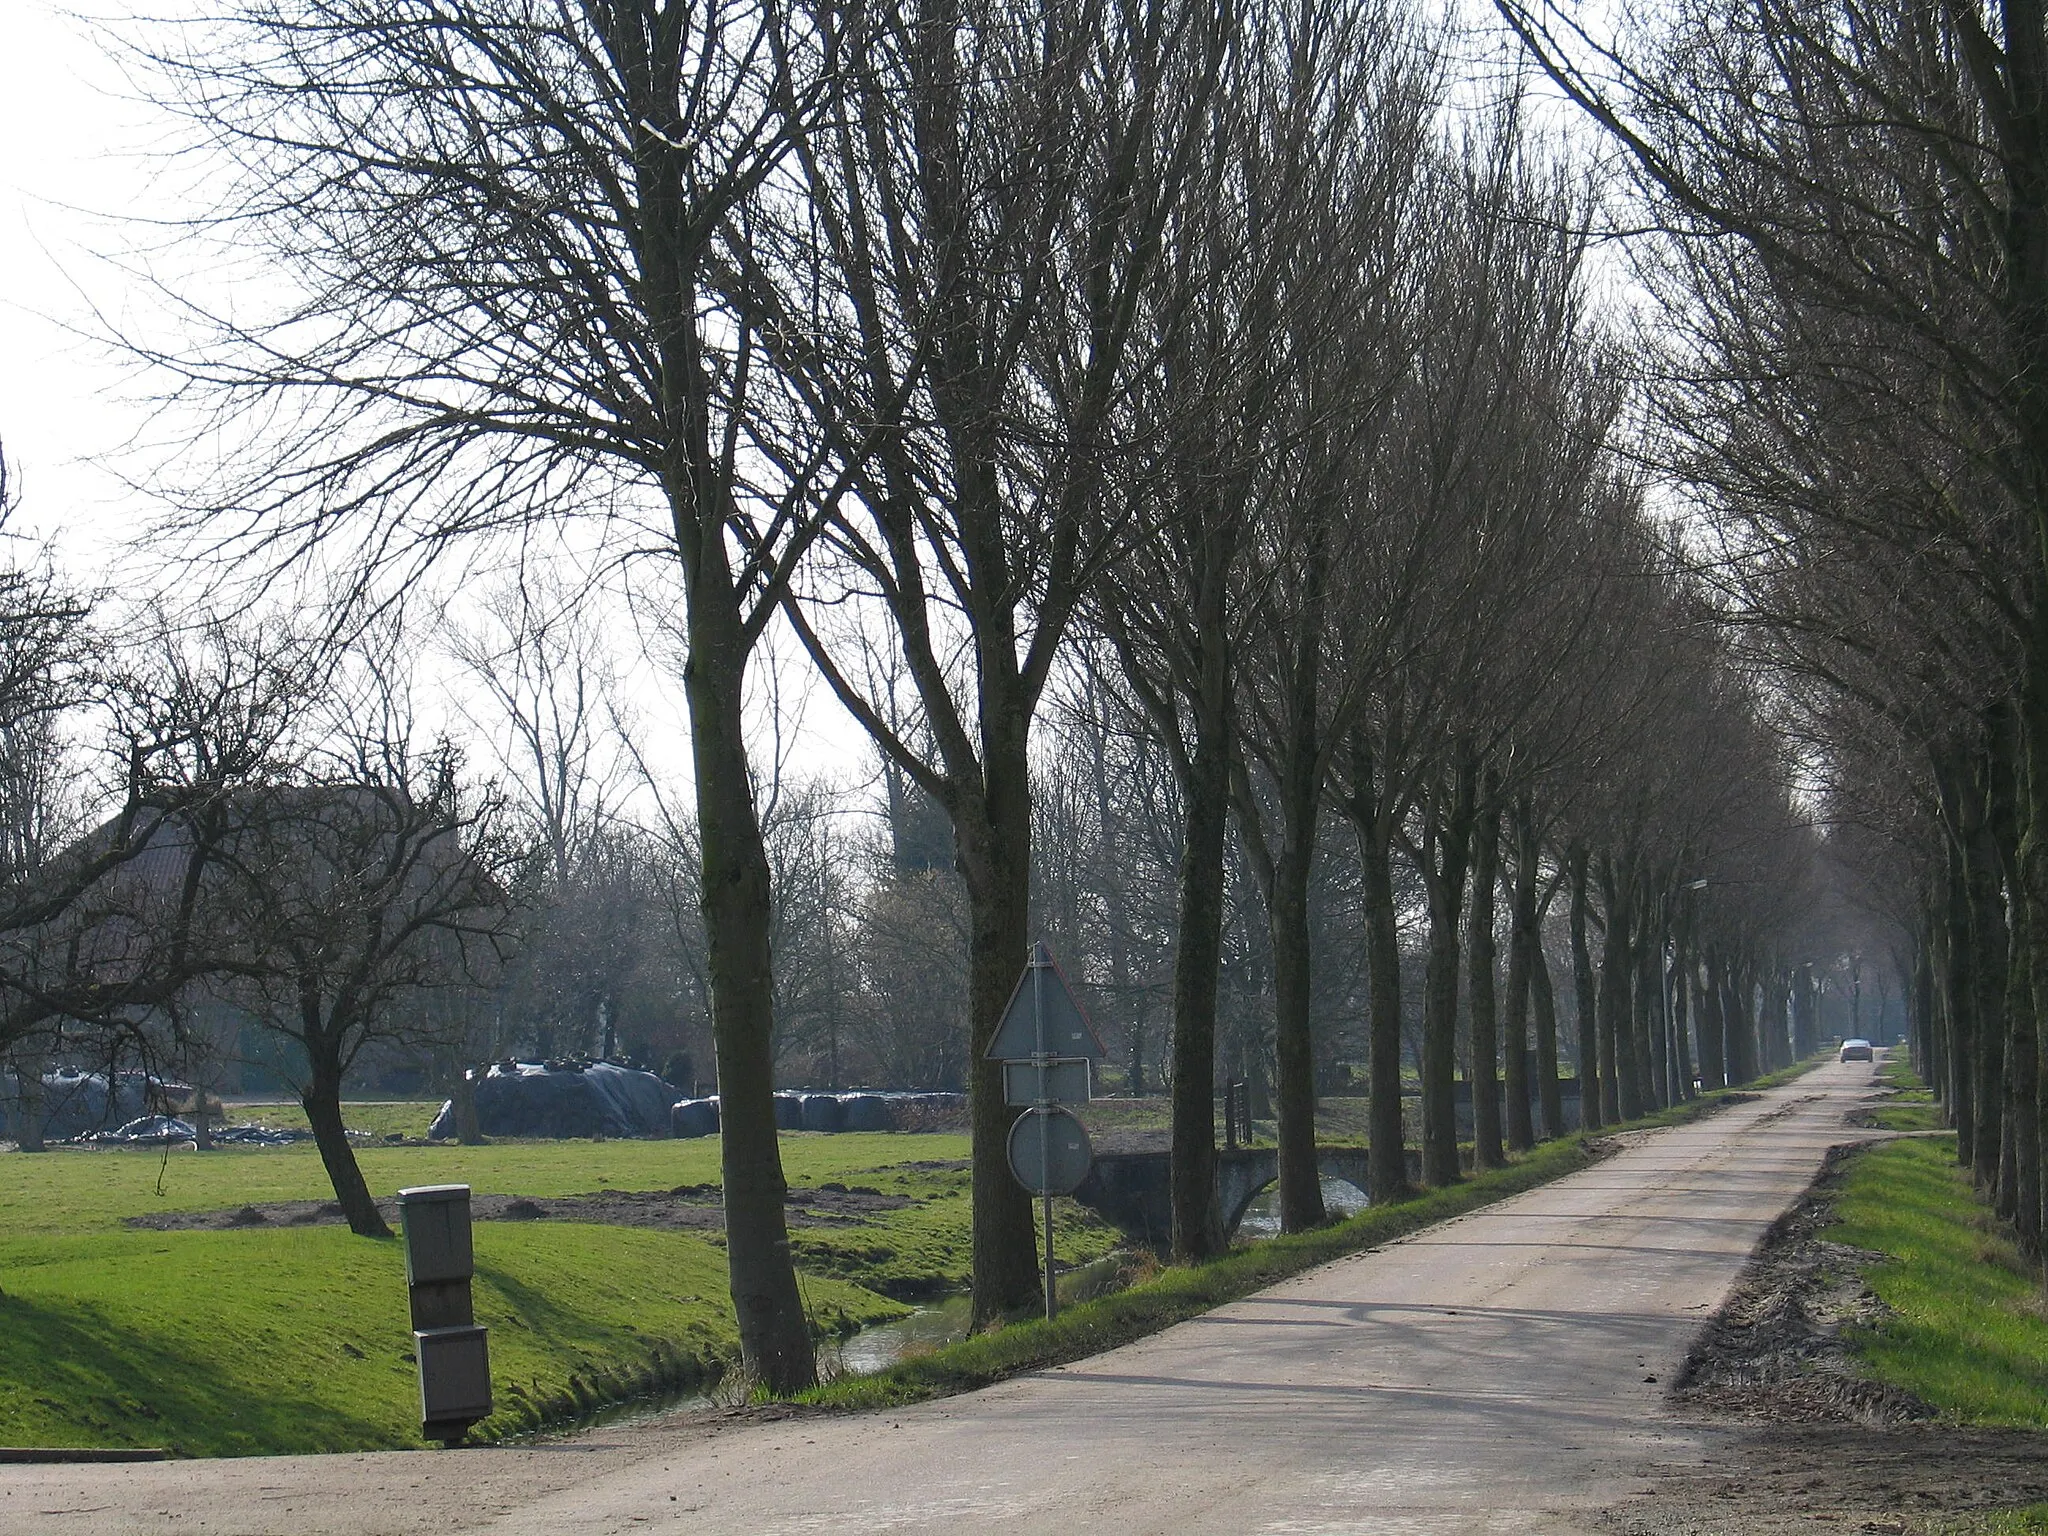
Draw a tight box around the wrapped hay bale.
[670,1098,720,1138]
[429,1060,675,1140]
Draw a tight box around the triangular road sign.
[986,941,1107,1061]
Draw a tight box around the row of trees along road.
[0,0,1856,1392]
[1492,0,2048,1278]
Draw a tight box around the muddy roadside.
[1601,1105,2048,1534]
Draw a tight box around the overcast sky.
[0,3,165,557]
[0,0,1574,806]
[0,3,883,810]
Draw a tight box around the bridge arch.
[1073,1145,1378,1248]
[1216,1148,1374,1235]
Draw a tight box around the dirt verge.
[1673,1141,1936,1426]
[1601,1135,2048,1534]
[1602,1423,2048,1534]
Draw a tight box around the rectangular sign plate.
[1003,1058,1092,1107]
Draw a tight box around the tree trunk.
[1767,975,1791,1074]
[957,727,1044,1325]
[1169,680,1230,1261]
[1721,968,1744,1083]
[1725,967,1756,1084]
[1791,969,1816,1060]
[1911,922,1934,1091]
[302,1040,389,1239]
[685,579,816,1392]
[1348,739,1410,1204]
[1567,843,1601,1130]
[1994,719,2027,1230]
[12,1063,42,1153]
[1502,799,1537,1152]
[1967,779,2008,1189]
[1938,766,1978,1161]
[1993,10,2048,1261]
[1698,952,1726,1090]
[454,1067,483,1146]
[1595,857,1633,1122]
[1467,794,1504,1169]
[1268,831,1324,1230]
[1085,668,1140,1105]
[1635,905,1665,1110]
[654,207,816,1385]
[1531,915,1564,1138]
[2018,673,2048,1254]
[1420,764,1475,1185]
[1672,933,1695,1099]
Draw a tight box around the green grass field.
[1,1061,1803,1457]
[221,1099,444,1140]
[0,1129,1120,1455]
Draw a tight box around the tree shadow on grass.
[473,1261,646,1354]
[0,1291,400,1457]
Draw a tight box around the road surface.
[2,1059,1882,1535]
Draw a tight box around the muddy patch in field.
[124,1183,916,1233]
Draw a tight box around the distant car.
[1839,1038,1874,1062]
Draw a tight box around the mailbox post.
[398,1184,491,1445]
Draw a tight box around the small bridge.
[1073,1144,1396,1249]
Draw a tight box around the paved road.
[2,1060,1883,1536]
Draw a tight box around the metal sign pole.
[992,940,1101,1316]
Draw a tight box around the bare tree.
[773,0,1224,1317]
[1092,0,1434,1247]
[205,761,524,1235]
[447,574,630,889]
[1495,0,2048,1258]
[124,0,853,1387]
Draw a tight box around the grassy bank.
[1864,1052,1946,1132]
[799,1072,1795,1413]
[1936,1512,2048,1534]
[1830,1131,2048,1427]
[0,1129,1118,1455]
[0,1219,895,1454]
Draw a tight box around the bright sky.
[0,1,166,559]
[0,0,1616,816]
[0,2,884,806]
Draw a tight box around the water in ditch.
[1233,1175,1370,1238]
[564,1255,1130,1435]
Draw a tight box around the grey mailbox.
[398,1184,491,1444]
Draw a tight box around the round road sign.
[1006,1106,1093,1196]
